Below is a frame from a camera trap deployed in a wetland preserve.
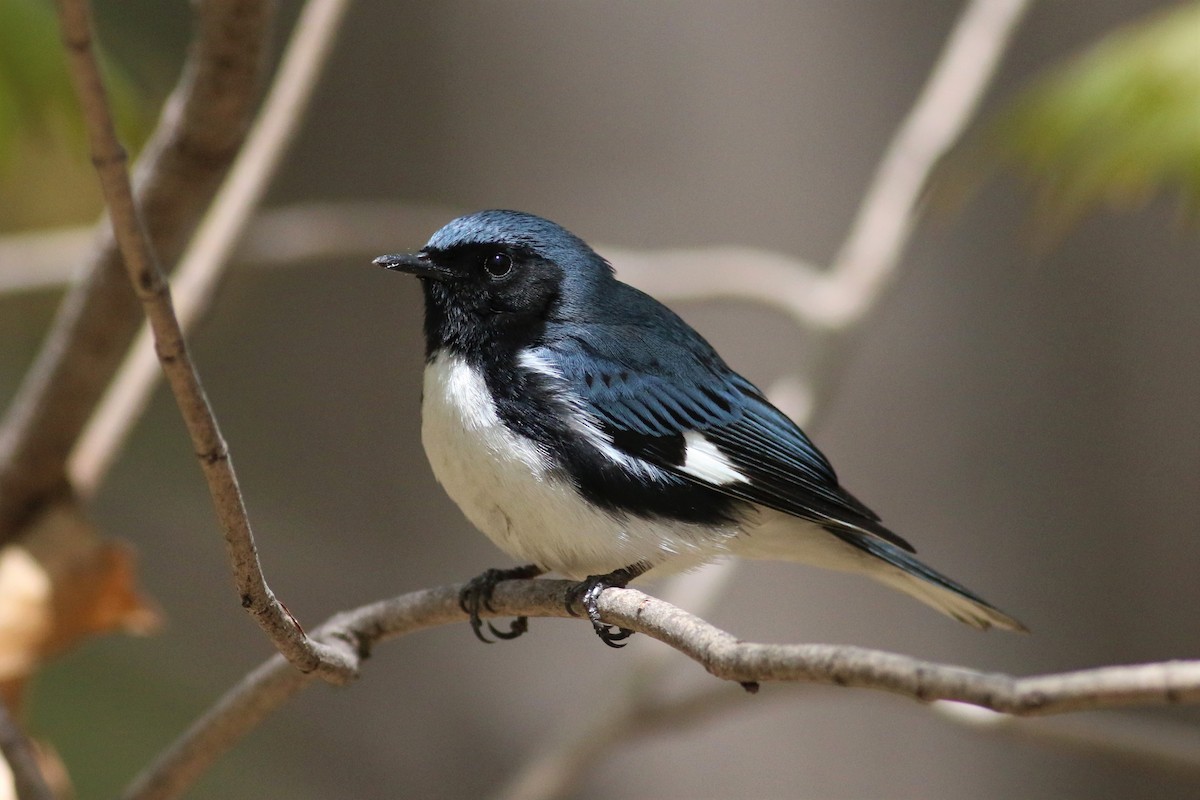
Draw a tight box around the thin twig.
[613,0,1032,332]
[0,0,275,542]
[0,227,94,293]
[496,683,755,800]
[823,0,1030,322]
[500,683,1200,800]
[933,702,1200,773]
[123,580,1200,800]
[0,203,817,305]
[0,697,54,800]
[70,0,354,497]
[122,655,317,800]
[0,202,452,295]
[54,0,354,682]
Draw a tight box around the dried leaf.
[0,498,162,715]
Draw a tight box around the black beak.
[374,251,457,281]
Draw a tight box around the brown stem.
[0,0,274,541]
[53,0,355,683]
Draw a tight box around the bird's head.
[376,210,615,355]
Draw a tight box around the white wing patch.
[514,349,561,383]
[680,430,748,485]
[517,348,664,482]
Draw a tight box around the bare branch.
[614,0,1032,332]
[54,0,354,682]
[0,227,94,294]
[502,683,1200,800]
[934,702,1200,774]
[0,0,275,541]
[70,0,354,498]
[123,580,1200,800]
[122,655,317,800]
[496,683,754,800]
[0,203,820,309]
[603,245,830,327]
[823,0,1031,323]
[0,697,54,800]
[0,202,501,294]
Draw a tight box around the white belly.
[420,352,735,578]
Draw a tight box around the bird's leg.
[565,562,650,648]
[459,564,545,643]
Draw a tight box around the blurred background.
[1,0,1199,797]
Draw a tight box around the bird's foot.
[459,564,544,643]
[564,563,649,648]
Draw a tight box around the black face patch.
[420,244,563,357]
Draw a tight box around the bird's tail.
[735,512,1028,632]
[827,527,1028,632]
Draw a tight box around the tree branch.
[123,580,1200,800]
[0,0,274,541]
[501,682,1200,800]
[612,0,1031,332]
[496,682,755,800]
[54,0,354,682]
[0,202,462,299]
[823,0,1029,322]
[0,697,53,800]
[933,702,1200,773]
[70,0,354,498]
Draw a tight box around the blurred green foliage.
[988,1,1200,230]
[0,0,149,228]
[0,0,70,157]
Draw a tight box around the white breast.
[420,351,737,578]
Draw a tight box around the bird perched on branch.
[376,210,1025,647]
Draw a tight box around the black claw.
[563,588,581,617]
[596,625,635,648]
[487,616,529,640]
[565,563,649,647]
[458,565,543,644]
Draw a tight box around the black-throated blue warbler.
[376,210,1025,647]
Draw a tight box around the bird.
[375,210,1026,647]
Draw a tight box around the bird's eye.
[483,252,513,278]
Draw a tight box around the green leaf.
[985,1,1200,231]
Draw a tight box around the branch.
[501,681,1200,800]
[0,202,462,299]
[54,0,354,682]
[123,580,1200,800]
[70,0,354,498]
[0,0,274,541]
[496,682,754,800]
[934,702,1200,773]
[612,0,1031,332]
[823,0,1030,321]
[0,697,53,800]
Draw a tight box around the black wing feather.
[543,332,916,553]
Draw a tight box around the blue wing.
[538,319,915,553]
